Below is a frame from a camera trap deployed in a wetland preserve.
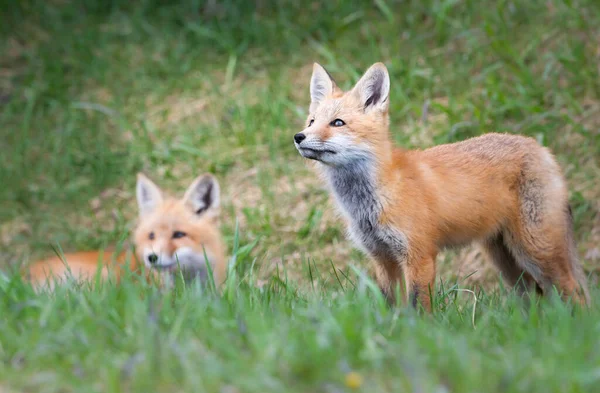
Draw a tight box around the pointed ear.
[352,62,390,112]
[310,63,337,112]
[182,174,220,218]
[136,173,163,216]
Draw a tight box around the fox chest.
[332,187,409,262]
[326,164,409,264]
[346,217,409,264]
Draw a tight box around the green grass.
[1,0,600,391]
[1,266,600,393]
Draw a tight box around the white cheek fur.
[320,134,373,165]
[173,247,210,269]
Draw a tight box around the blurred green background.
[1,0,599,286]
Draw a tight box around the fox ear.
[310,63,337,112]
[352,62,390,112]
[183,174,220,218]
[136,173,164,216]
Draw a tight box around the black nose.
[148,253,158,264]
[294,133,306,144]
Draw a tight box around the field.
[1,0,600,392]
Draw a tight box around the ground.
[0,1,599,392]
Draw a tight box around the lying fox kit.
[294,62,589,310]
[27,173,226,289]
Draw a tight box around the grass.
[1,0,599,391]
[2,265,600,393]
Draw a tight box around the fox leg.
[405,254,436,312]
[482,233,541,296]
[374,258,405,306]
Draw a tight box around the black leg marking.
[380,286,393,305]
[410,286,420,309]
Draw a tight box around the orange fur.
[296,62,589,310]
[27,174,227,290]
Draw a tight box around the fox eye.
[173,231,186,239]
[308,119,314,127]
[330,119,345,127]
[149,232,155,240]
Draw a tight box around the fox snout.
[143,246,211,274]
[143,249,176,269]
[144,252,177,268]
[293,133,336,162]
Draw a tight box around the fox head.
[133,173,226,285]
[294,62,391,167]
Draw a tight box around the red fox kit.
[27,173,226,289]
[294,62,589,310]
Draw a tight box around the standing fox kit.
[28,173,226,289]
[294,62,589,310]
